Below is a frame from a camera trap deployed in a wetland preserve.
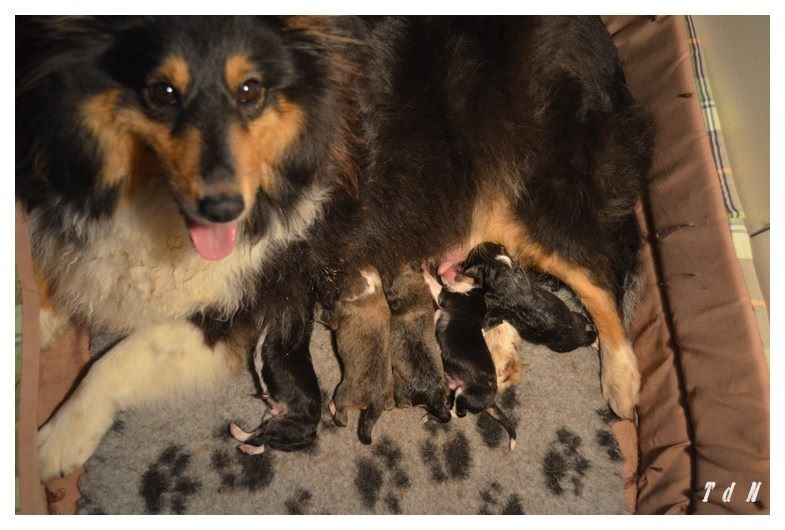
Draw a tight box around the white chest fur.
[30,182,329,335]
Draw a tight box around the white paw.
[229,422,253,442]
[600,341,640,420]
[38,398,113,483]
[237,443,265,456]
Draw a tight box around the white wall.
[691,15,770,309]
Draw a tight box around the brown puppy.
[320,267,394,444]
[384,265,451,423]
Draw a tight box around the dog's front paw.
[38,398,114,482]
[600,341,640,420]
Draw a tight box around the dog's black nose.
[197,195,244,223]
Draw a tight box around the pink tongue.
[187,221,238,261]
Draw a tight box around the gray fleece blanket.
[77,292,625,514]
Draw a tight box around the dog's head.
[17,16,356,259]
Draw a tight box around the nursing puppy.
[462,243,597,353]
[384,265,451,423]
[423,267,517,449]
[229,326,322,455]
[320,268,395,445]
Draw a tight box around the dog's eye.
[237,79,263,105]
[147,82,178,107]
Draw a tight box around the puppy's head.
[460,242,512,286]
[18,16,346,259]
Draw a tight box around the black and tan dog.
[18,16,652,478]
[17,16,363,479]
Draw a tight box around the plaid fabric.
[685,16,769,360]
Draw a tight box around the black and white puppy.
[463,243,597,353]
[229,321,321,455]
[423,266,517,449]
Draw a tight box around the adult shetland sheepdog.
[17,15,361,481]
[17,16,654,483]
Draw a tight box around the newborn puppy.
[229,321,321,455]
[463,243,597,353]
[320,267,394,445]
[384,265,451,423]
[423,267,517,449]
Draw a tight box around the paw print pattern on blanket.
[542,428,592,496]
[139,445,202,514]
[475,388,520,449]
[78,323,626,514]
[354,437,412,513]
[210,446,275,493]
[477,481,526,514]
[419,425,473,483]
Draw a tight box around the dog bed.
[76,310,626,515]
[15,15,769,514]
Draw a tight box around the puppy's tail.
[357,402,385,445]
[486,404,517,450]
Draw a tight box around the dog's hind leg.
[37,319,232,482]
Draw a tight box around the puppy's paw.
[38,398,114,482]
[600,341,640,420]
[246,415,318,452]
[329,399,349,427]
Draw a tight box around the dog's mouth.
[185,217,239,261]
[167,184,245,261]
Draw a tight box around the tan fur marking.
[159,55,191,95]
[229,95,304,200]
[224,54,256,92]
[32,263,54,310]
[81,90,206,207]
[286,16,325,32]
[80,91,136,187]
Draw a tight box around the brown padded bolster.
[606,15,770,514]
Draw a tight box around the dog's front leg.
[38,319,231,482]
